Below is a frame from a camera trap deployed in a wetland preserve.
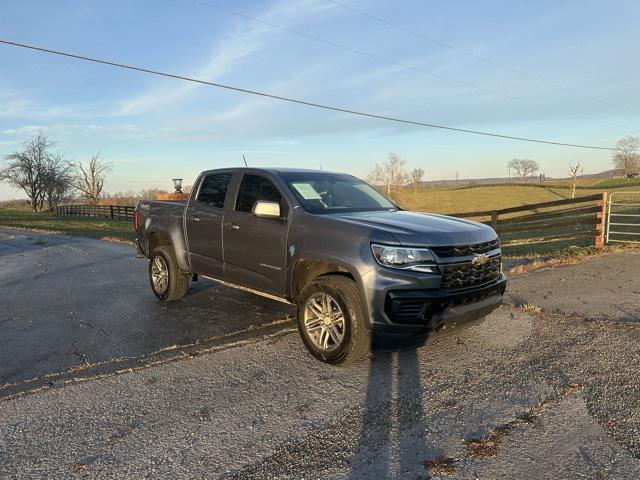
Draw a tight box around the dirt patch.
[424,456,456,475]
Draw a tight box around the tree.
[568,161,582,199]
[43,153,74,209]
[508,158,539,182]
[367,153,408,199]
[74,154,111,204]
[0,132,72,211]
[409,168,425,194]
[612,136,640,175]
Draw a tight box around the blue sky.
[1,0,638,199]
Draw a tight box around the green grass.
[398,183,640,215]
[544,177,640,189]
[0,208,135,243]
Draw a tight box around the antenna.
[242,155,248,167]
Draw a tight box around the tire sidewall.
[297,280,356,364]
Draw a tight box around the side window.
[235,174,282,213]
[196,173,233,208]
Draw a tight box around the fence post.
[595,192,607,248]
[491,211,499,232]
[110,205,114,219]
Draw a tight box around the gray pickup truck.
[134,168,506,364]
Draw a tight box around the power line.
[0,38,619,151]
[191,0,633,131]
[328,0,631,115]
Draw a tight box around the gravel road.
[0,228,638,479]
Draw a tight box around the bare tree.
[409,168,425,194]
[568,161,582,199]
[43,153,74,209]
[368,153,408,199]
[612,136,640,175]
[0,132,72,211]
[366,163,385,190]
[508,158,540,182]
[74,154,111,204]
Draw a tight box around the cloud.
[116,0,334,116]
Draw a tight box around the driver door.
[223,173,288,296]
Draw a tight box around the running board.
[200,275,294,305]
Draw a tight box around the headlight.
[371,244,439,273]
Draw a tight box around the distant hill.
[420,169,621,187]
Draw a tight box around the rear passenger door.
[185,171,234,278]
[223,173,289,296]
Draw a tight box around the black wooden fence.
[55,204,135,220]
[448,193,606,253]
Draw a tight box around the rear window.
[196,173,233,208]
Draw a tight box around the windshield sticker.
[292,182,322,200]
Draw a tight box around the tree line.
[369,135,639,201]
[0,132,110,211]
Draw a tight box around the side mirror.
[252,200,281,219]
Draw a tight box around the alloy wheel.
[151,255,169,294]
[303,292,346,351]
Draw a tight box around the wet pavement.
[0,228,294,388]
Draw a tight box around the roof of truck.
[200,167,347,176]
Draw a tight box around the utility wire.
[328,0,631,114]
[0,38,619,151]
[191,0,632,131]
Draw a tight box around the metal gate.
[606,192,640,244]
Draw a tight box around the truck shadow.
[348,334,440,478]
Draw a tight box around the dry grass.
[520,303,542,314]
[424,456,456,475]
[507,244,637,275]
[466,425,511,457]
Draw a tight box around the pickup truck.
[134,168,506,364]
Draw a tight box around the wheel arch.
[291,258,356,303]
[146,227,191,271]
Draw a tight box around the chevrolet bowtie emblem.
[471,254,490,265]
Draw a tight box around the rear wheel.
[297,275,370,364]
[149,245,189,301]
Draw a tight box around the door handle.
[226,222,240,230]
[191,216,200,222]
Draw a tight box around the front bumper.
[360,265,507,334]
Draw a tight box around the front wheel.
[149,245,189,301]
[297,275,371,364]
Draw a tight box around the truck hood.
[330,210,496,246]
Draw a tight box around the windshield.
[280,172,397,214]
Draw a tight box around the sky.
[0,0,639,200]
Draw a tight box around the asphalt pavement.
[0,227,639,479]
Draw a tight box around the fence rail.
[448,193,606,251]
[55,204,135,220]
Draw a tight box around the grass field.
[0,208,134,243]
[398,183,640,214]
[543,177,640,190]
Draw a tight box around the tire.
[149,245,189,301]
[297,275,371,365]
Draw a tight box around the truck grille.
[440,256,501,290]
[430,239,500,258]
